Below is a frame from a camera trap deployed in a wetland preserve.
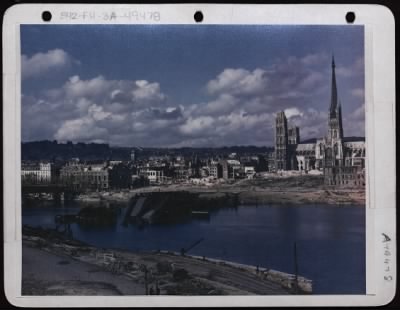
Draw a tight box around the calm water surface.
[22,200,365,294]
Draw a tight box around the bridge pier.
[21,184,79,202]
[64,190,77,201]
[53,192,61,203]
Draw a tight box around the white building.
[144,170,165,184]
[21,162,52,183]
[244,166,256,179]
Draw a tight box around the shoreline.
[73,187,365,206]
[24,175,365,206]
[22,228,312,295]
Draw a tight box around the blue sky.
[21,25,364,147]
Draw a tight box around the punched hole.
[194,11,203,23]
[42,11,52,22]
[345,12,355,24]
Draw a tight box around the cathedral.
[273,57,365,187]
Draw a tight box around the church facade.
[273,57,365,187]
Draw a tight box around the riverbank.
[237,188,365,205]
[22,226,312,295]
[74,175,364,205]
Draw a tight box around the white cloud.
[54,117,108,142]
[88,104,111,121]
[24,74,179,144]
[76,98,92,112]
[335,67,352,78]
[280,107,328,140]
[179,116,215,135]
[201,94,239,116]
[181,53,333,144]
[22,49,77,79]
[133,80,166,102]
[206,68,268,96]
[300,52,329,66]
[65,75,111,99]
[298,71,324,89]
[22,52,365,146]
[343,104,365,137]
[350,104,365,120]
[284,107,303,118]
[351,88,364,99]
[163,54,345,145]
[336,56,364,78]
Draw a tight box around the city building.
[273,57,365,187]
[221,159,243,180]
[21,162,52,183]
[275,112,299,171]
[130,149,136,162]
[208,162,222,179]
[141,169,165,184]
[244,166,256,179]
[200,167,210,178]
[60,162,109,190]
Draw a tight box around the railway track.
[140,253,290,295]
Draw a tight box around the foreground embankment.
[22,226,312,296]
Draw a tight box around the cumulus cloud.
[148,107,183,120]
[179,116,215,136]
[288,108,328,139]
[336,56,364,78]
[343,104,365,137]
[351,88,364,99]
[300,52,329,66]
[55,117,108,142]
[22,49,78,79]
[133,80,166,102]
[204,53,331,112]
[284,107,303,118]
[177,52,337,145]
[201,94,239,116]
[175,111,276,147]
[88,104,112,121]
[23,74,173,145]
[22,51,365,147]
[351,103,365,120]
[207,68,268,96]
[64,75,110,99]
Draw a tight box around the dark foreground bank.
[22,226,312,296]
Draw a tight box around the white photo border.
[3,3,396,307]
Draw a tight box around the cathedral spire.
[330,55,338,118]
[338,100,344,139]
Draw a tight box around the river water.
[22,200,365,295]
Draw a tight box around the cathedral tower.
[275,111,289,170]
[288,126,300,145]
[328,56,344,141]
[325,56,344,167]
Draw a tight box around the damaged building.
[273,57,365,187]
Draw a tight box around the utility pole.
[141,265,149,295]
[294,242,299,294]
[144,267,148,295]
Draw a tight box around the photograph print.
[21,24,366,296]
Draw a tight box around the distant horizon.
[21,139,275,149]
[21,135,366,150]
